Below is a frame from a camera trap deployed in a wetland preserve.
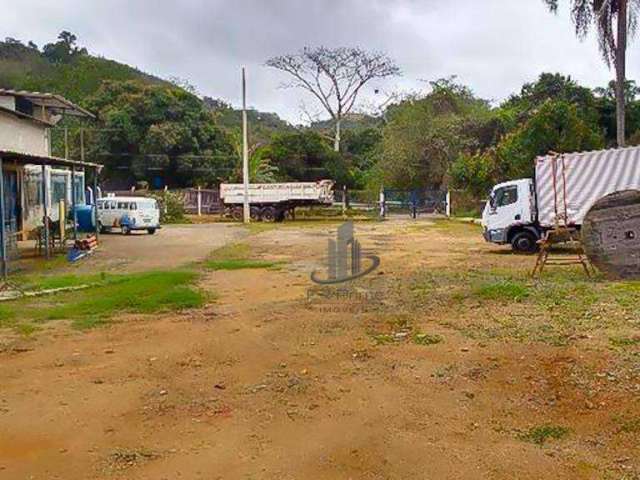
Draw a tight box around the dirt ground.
[18,223,247,275]
[1,217,639,479]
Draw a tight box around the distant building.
[0,89,96,239]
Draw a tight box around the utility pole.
[242,67,250,223]
[80,128,85,162]
[64,127,69,159]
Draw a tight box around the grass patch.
[618,417,640,433]
[16,272,110,291]
[205,242,284,271]
[0,270,205,331]
[205,259,283,271]
[371,333,394,345]
[15,323,39,336]
[475,280,530,302]
[413,332,443,345]
[208,243,251,260]
[0,305,16,326]
[429,219,481,236]
[609,336,640,348]
[518,425,569,445]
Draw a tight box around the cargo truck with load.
[220,180,334,222]
[482,146,640,254]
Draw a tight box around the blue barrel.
[72,205,95,232]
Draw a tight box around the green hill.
[0,34,165,104]
[0,33,294,147]
[203,97,295,146]
[310,113,382,132]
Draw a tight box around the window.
[51,172,67,206]
[72,173,85,204]
[117,202,128,209]
[130,203,137,210]
[494,185,518,208]
[97,200,104,210]
[24,170,43,207]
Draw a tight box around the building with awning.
[0,89,100,280]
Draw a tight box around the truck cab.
[481,178,540,253]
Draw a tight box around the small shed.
[0,150,102,280]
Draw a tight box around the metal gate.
[183,188,222,214]
[383,189,448,215]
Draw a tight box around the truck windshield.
[493,185,518,208]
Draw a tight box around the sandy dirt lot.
[1,217,639,479]
[60,223,247,274]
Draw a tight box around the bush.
[149,190,187,224]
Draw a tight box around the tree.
[379,78,495,190]
[497,100,603,176]
[451,100,604,193]
[504,73,599,126]
[266,46,399,152]
[543,0,640,147]
[256,130,353,184]
[42,30,87,64]
[594,79,640,142]
[87,80,235,187]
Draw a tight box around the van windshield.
[140,200,157,210]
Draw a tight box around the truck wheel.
[511,231,538,254]
[261,207,276,222]
[232,207,243,221]
[275,209,286,222]
[147,228,156,235]
[250,206,261,221]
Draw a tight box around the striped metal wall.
[535,146,640,228]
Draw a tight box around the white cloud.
[2,0,637,122]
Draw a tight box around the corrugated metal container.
[535,146,640,228]
[220,180,334,205]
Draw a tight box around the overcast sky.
[3,0,640,123]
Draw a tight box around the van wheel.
[98,222,107,234]
[122,225,131,235]
[147,228,156,235]
[511,231,538,254]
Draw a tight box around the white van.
[97,196,161,235]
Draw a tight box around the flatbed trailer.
[220,180,334,221]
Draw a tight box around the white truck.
[220,180,334,221]
[482,146,640,253]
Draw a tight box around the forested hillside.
[3,33,640,197]
[0,32,164,102]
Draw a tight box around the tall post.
[445,190,451,217]
[93,169,99,240]
[64,127,69,159]
[71,164,78,240]
[42,164,50,259]
[0,156,7,281]
[80,128,85,162]
[616,0,628,147]
[197,186,202,216]
[242,67,250,224]
[342,185,347,218]
[379,186,385,219]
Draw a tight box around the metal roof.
[0,89,95,119]
[0,150,102,169]
[0,104,54,126]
